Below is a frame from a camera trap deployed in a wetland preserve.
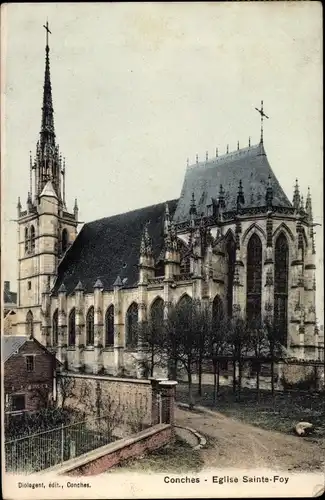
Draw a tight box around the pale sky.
[1,2,323,321]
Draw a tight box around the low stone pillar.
[149,377,168,425]
[158,380,178,426]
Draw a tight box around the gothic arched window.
[126,303,138,348]
[61,229,68,254]
[212,294,224,325]
[30,225,36,252]
[178,294,192,309]
[226,233,236,317]
[86,306,95,346]
[68,308,76,346]
[105,305,114,347]
[246,234,262,325]
[26,310,34,337]
[150,297,164,330]
[274,233,289,346]
[52,309,58,346]
[24,227,29,253]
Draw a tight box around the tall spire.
[32,21,62,203]
[41,21,55,150]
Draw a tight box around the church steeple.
[41,22,55,150]
[33,21,63,204]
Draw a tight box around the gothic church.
[15,32,321,377]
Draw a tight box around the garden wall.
[57,373,177,430]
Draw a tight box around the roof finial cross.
[255,100,269,144]
[43,20,52,47]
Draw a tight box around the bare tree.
[139,313,165,378]
[247,317,269,401]
[195,299,211,396]
[209,315,230,403]
[226,317,250,401]
[263,315,287,396]
[57,375,77,410]
[153,298,205,408]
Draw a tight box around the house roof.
[2,335,63,364]
[4,289,17,306]
[173,142,292,223]
[52,199,179,295]
[2,336,28,362]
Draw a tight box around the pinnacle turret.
[218,184,225,210]
[305,187,313,222]
[236,180,245,210]
[292,179,300,211]
[164,202,171,236]
[189,192,197,217]
[74,198,79,219]
[140,223,153,257]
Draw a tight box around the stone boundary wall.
[40,424,173,476]
[57,373,178,428]
[58,372,153,428]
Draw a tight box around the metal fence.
[5,414,117,474]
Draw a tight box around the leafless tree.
[152,298,207,408]
[226,316,250,401]
[263,314,288,396]
[247,317,269,401]
[209,315,230,403]
[57,375,77,410]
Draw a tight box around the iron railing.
[5,414,116,474]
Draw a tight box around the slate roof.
[2,336,27,362]
[52,199,179,295]
[40,180,57,198]
[4,289,17,306]
[173,142,292,223]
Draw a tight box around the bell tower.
[16,22,79,341]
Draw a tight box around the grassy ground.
[176,382,325,438]
[109,437,204,473]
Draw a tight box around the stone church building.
[15,34,321,377]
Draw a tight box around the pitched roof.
[2,335,63,364]
[3,289,17,306]
[173,142,292,223]
[40,180,57,198]
[52,199,179,295]
[2,336,27,362]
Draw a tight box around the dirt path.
[175,406,325,472]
